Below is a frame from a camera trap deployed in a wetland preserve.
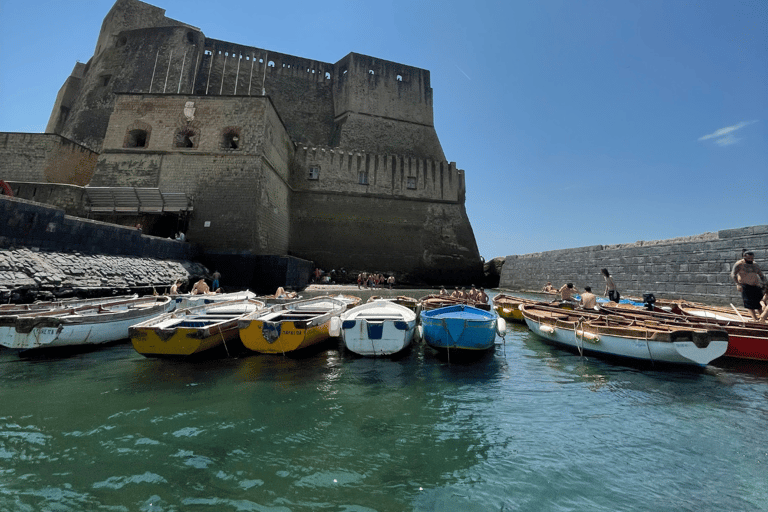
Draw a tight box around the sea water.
[0,291,766,511]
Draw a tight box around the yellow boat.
[492,294,540,323]
[129,299,264,357]
[238,296,345,354]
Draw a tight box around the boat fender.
[577,330,600,344]
[496,317,507,335]
[416,324,423,340]
[540,324,555,334]
[329,316,341,337]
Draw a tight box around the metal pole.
[262,52,268,95]
[234,53,241,95]
[191,48,200,94]
[219,51,227,95]
[150,48,160,93]
[205,49,214,95]
[177,48,188,94]
[247,53,255,95]
[163,49,173,93]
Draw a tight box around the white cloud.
[699,120,757,146]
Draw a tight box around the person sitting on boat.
[451,287,461,298]
[542,282,556,293]
[439,286,448,296]
[559,283,579,303]
[274,287,297,299]
[759,284,768,323]
[579,286,597,310]
[732,250,765,321]
[468,285,479,301]
[169,279,184,295]
[477,288,489,304]
[191,278,210,295]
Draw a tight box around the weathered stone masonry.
[498,225,768,305]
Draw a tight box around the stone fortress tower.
[36,0,482,285]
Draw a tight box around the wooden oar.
[730,303,747,325]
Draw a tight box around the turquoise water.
[1,291,767,511]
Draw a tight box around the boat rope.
[218,324,231,358]
[644,328,654,366]
[575,317,585,358]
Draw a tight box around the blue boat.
[419,305,504,351]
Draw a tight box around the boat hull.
[1,297,172,350]
[130,300,263,357]
[420,305,498,351]
[238,297,345,354]
[341,301,417,356]
[523,317,728,366]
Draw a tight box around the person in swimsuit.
[601,269,620,303]
[731,250,765,320]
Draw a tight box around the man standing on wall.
[731,250,766,320]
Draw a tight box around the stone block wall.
[0,134,98,186]
[498,225,768,305]
[0,195,193,260]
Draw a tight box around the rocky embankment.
[0,247,209,303]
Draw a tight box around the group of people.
[544,268,621,310]
[357,273,395,290]
[732,250,767,322]
[438,285,489,304]
[169,270,223,296]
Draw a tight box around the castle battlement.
[293,145,462,203]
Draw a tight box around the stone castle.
[1,0,481,287]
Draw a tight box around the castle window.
[186,31,195,44]
[268,61,275,67]
[174,128,198,149]
[308,166,320,180]
[125,129,148,148]
[369,70,375,75]
[116,36,127,48]
[407,176,417,189]
[221,128,241,150]
[325,72,331,80]
[396,75,403,81]
[358,171,369,185]
[101,75,111,86]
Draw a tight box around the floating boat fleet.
[2,289,767,369]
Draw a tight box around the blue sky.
[1,0,766,260]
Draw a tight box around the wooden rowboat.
[520,303,728,366]
[420,304,504,352]
[341,300,418,356]
[0,296,172,351]
[238,296,346,354]
[129,299,265,357]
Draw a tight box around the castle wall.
[498,226,768,305]
[0,133,98,186]
[92,93,291,255]
[197,40,336,147]
[3,182,87,217]
[292,146,463,201]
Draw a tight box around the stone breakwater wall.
[498,225,768,305]
[0,196,208,302]
[0,248,208,303]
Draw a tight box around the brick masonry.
[498,225,768,305]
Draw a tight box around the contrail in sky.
[455,64,471,80]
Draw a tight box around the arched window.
[123,121,151,148]
[221,127,241,150]
[174,128,197,148]
[125,129,148,148]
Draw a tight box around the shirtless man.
[451,287,462,298]
[559,283,579,303]
[542,282,556,293]
[191,278,210,295]
[477,288,489,304]
[731,251,765,320]
[579,286,597,309]
[169,279,183,294]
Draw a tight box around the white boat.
[520,303,728,366]
[340,300,418,356]
[0,296,173,350]
[170,290,257,310]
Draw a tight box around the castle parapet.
[293,145,463,203]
